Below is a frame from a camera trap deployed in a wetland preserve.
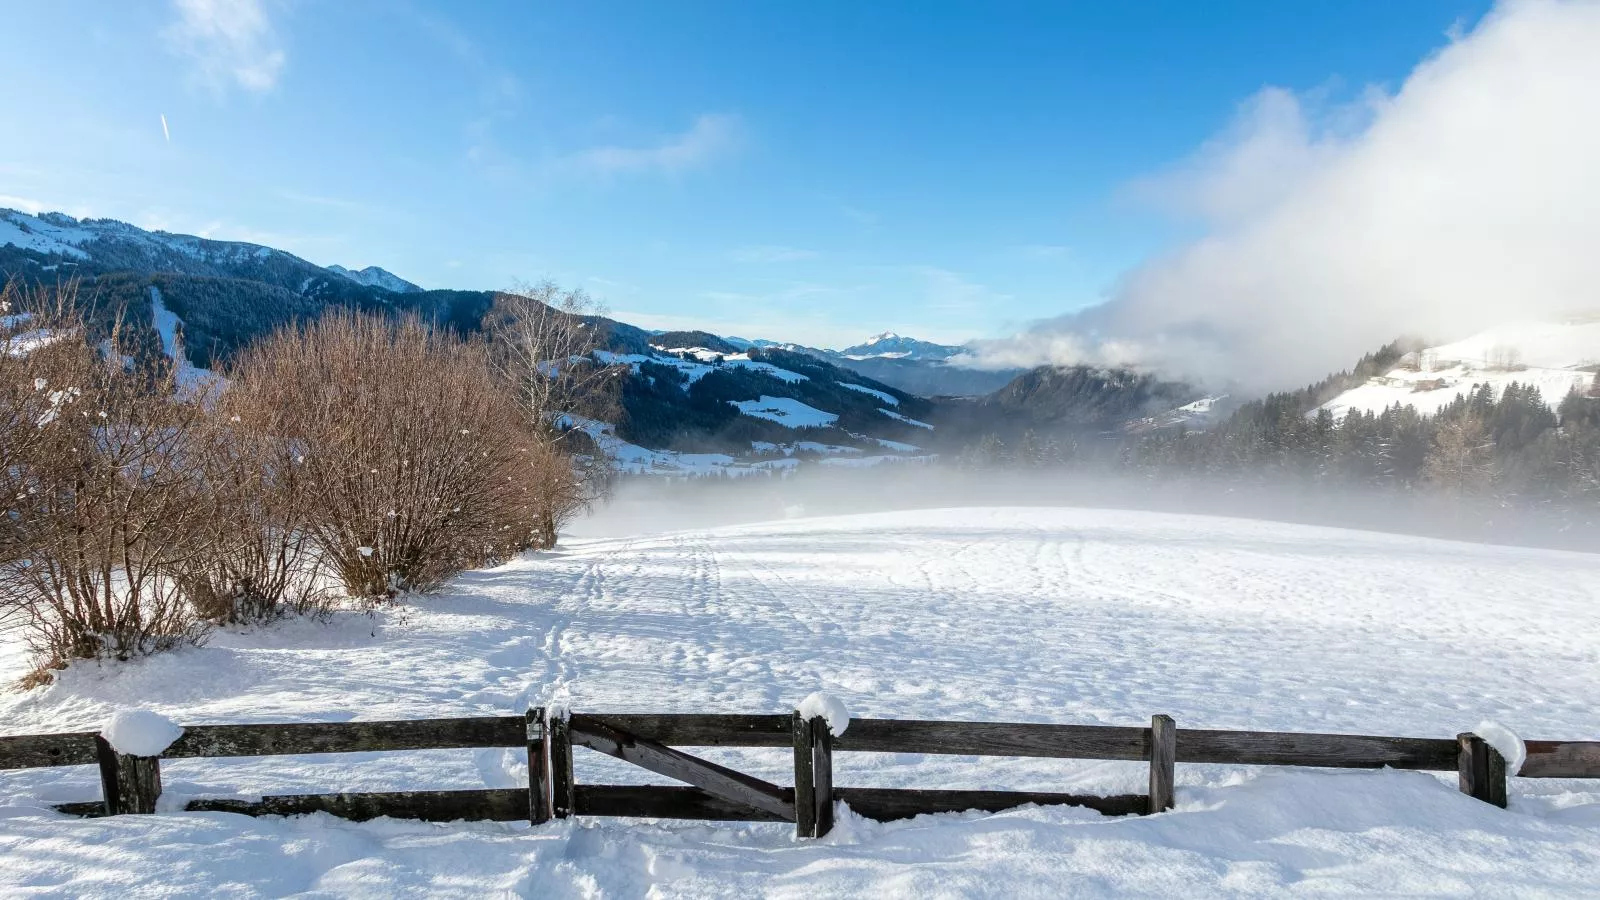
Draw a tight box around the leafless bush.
[0,281,65,637]
[2,282,214,670]
[223,312,544,599]
[175,411,336,625]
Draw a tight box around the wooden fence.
[2,708,1597,837]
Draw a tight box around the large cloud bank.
[971,0,1600,391]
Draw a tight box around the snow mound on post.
[101,709,184,757]
[798,692,850,736]
[1474,720,1526,775]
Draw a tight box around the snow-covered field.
[600,348,810,387]
[2,507,1599,897]
[727,395,838,428]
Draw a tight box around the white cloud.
[164,0,285,94]
[914,266,1011,313]
[972,0,1600,391]
[1123,86,1366,226]
[562,114,742,178]
[733,245,819,263]
[0,195,47,214]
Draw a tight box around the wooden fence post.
[1457,733,1508,809]
[549,709,575,819]
[1148,714,1176,814]
[812,716,834,837]
[792,712,835,838]
[95,736,162,815]
[526,707,551,824]
[792,712,816,838]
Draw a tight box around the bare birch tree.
[1422,416,1497,496]
[483,281,628,544]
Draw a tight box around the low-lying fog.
[571,465,1596,554]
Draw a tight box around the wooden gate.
[531,709,1178,837]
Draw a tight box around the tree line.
[958,366,1600,513]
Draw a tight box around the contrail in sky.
[160,114,170,143]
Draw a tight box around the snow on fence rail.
[2,710,1598,837]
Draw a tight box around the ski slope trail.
[2,507,1599,897]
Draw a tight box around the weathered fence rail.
[2,709,1597,838]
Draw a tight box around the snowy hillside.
[635,344,809,384]
[2,208,290,270]
[0,210,96,259]
[0,208,423,303]
[1126,394,1232,433]
[1322,319,1600,418]
[147,286,226,399]
[1,507,1597,895]
[729,395,838,427]
[596,343,938,473]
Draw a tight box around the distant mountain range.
[815,353,1021,398]
[0,207,1261,472]
[0,209,959,474]
[711,330,1020,397]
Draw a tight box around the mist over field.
[572,464,1599,553]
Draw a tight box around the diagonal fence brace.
[570,719,797,822]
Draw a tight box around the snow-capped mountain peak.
[326,264,421,294]
[839,332,966,361]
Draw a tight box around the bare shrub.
[2,282,214,667]
[223,312,543,599]
[0,281,72,636]
[176,413,336,625]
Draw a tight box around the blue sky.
[2,0,1491,348]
